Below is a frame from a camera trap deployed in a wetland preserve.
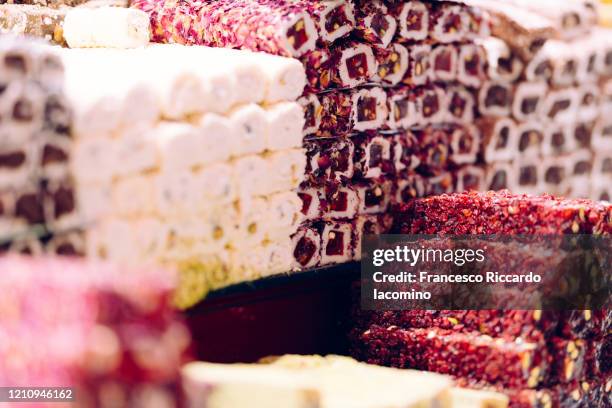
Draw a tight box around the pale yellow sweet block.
[184,356,455,408]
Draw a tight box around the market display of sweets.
[183,354,510,408]
[350,191,611,408]
[468,0,612,200]
[0,36,84,256]
[132,0,492,272]
[0,256,192,407]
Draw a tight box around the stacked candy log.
[469,0,612,200]
[350,191,611,408]
[0,36,84,256]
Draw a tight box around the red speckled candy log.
[393,190,612,235]
[0,256,192,404]
[560,310,611,339]
[455,378,608,408]
[133,0,356,57]
[352,310,559,341]
[357,325,550,389]
[133,0,314,57]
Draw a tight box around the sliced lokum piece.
[426,172,454,196]
[446,86,475,124]
[350,87,388,133]
[513,156,543,195]
[402,43,431,86]
[457,44,485,87]
[352,132,393,179]
[63,6,150,49]
[572,120,597,149]
[324,185,360,220]
[355,181,392,216]
[449,125,480,166]
[352,213,393,261]
[305,137,355,183]
[515,121,544,159]
[386,86,419,130]
[511,82,547,122]
[373,43,409,86]
[576,84,600,123]
[480,117,518,163]
[292,224,321,269]
[393,190,612,235]
[392,131,420,173]
[430,44,458,82]
[429,2,469,44]
[357,326,549,389]
[354,0,397,48]
[329,40,377,89]
[393,1,429,42]
[395,173,427,203]
[265,102,304,151]
[476,37,523,82]
[320,220,353,265]
[478,81,513,117]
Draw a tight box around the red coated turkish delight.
[357,325,550,389]
[402,43,431,86]
[291,224,321,269]
[0,256,192,405]
[430,44,458,82]
[449,125,480,166]
[373,43,409,86]
[549,337,589,384]
[352,213,393,261]
[134,0,357,58]
[352,310,559,342]
[446,86,475,124]
[392,1,429,42]
[354,0,397,48]
[320,220,353,265]
[304,137,355,184]
[329,40,377,89]
[352,132,394,180]
[479,81,513,117]
[393,190,612,235]
[512,82,547,122]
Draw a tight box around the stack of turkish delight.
[350,191,611,408]
[132,0,492,270]
[469,0,612,200]
[58,45,307,308]
[0,33,309,308]
[0,36,84,256]
[0,256,192,407]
